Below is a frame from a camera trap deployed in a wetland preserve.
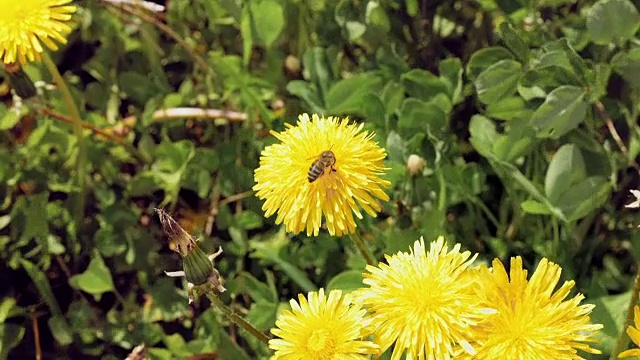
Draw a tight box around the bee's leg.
[331,166,337,173]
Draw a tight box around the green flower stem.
[611,268,640,359]
[205,292,270,346]
[42,52,86,239]
[350,230,376,266]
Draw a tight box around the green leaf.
[521,200,554,215]
[438,58,464,104]
[0,324,25,359]
[589,292,631,356]
[385,131,406,163]
[497,22,530,62]
[286,80,325,113]
[544,144,587,203]
[466,47,515,81]
[19,259,73,345]
[612,48,640,91]
[238,272,277,303]
[326,270,364,293]
[557,176,611,221]
[69,252,115,298]
[401,69,449,101]
[250,230,318,293]
[475,60,522,105]
[246,300,278,331]
[250,0,284,47]
[587,0,640,45]
[530,85,587,138]
[234,211,264,230]
[325,73,382,114]
[0,104,21,130]
[485,96,532,121]
[469,115,499,158]
[398,98,447,136]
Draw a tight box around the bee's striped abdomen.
[307,161,324,183]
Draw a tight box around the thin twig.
[220,191,254,207]
[103,2,213,75]
[205,179,222,236]
[40,108,148,163]
[31,309,41,360]
[100,0,165,12]
[153,108,248,122]
[595,101,629,157]
[41,108,124,144]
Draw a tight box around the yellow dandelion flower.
[356,236,485,360]
[618,305,640,359]
[253,113,390,236]
[468,256,603,360]
[0,0,76,64]
[269,288,379,360]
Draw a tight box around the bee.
[307,150,337,183]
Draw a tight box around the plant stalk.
[205,293,270,346]
[350,230,376,266]
[42,52,86,241]
[611,268,640,359]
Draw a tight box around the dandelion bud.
[183,245,215,286]
[406,154,426,176]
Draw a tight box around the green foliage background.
[2,0,640,358]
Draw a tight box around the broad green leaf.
[327,270,364,293]
[238,272,277,303]
[217,329,252,360]
[589,292,631,356]
[234,211,264,230]
[519,65,580,100]
[250,230,317,292]
[325,73,382,114]
[530,85,587,138]
[69,252,115,297]
[0,324,25,359]
[612,48,640,91]
[398,98,447,136]
[521,200,554,215]
[48,316,73,346]
[0,104,21,130]
[485,96,531,121]
[557,176,611,221]
[466,47,515,81]
[475,60,522,104]
[385,131,406,164]
[246,300,278,331]
[380,82,405,117]
[587,0,640,45]
[250,0,284,47]
[497,22,530,62]
[286,80,325,113]
[469,115,499,158]
[401,69,449,101]
[438,57,464,104]
[545,144,587,203]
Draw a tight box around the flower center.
[306,328,336,357]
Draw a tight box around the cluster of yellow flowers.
[251,114,630,359]
[267,236,604,359]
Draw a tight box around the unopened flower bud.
[183,245,216,286]
[407,154,426,176]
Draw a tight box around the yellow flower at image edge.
[467,257,603,360]
[0,0,76,64]
[619,305,640,358]
[356,237,486,360]
[269,289,378,360]
[253,113,390,236]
